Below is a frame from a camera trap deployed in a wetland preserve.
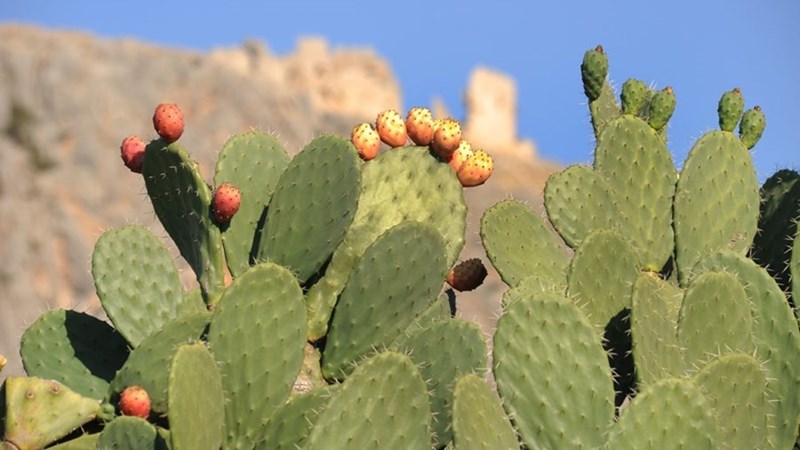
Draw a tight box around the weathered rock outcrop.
[0,24,557,375]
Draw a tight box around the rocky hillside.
[0,24,558,375]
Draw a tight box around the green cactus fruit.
[676,271,755,371]
[306,352,432,450]
[691,353,769,450]
[501,273,566,307]
[480,199,568,289]
[589,81,622,139]
[257,385,340,450]
[604,378,720,449]
[621,78,649,116]
[2,377,100,450]
[20,309,128,401]
[109,312,210,415]
[493,292,614,449]
[581,45,609,102]
[322,221,448,380]
[752,169,800,298]
[46,432,99,449]
[673,130,759,284]
[567,229,642,330]
[630,272,684,387]
[257,136,361,284]
[206,262,305,450]
[95,416,168,450]
[142,139,225,305]
[213,131,289,277]
[305,145,466,341]
[393,319,488,447]
[739,105,766,149]
[717,88,745,132]
[451,373,519,450]
[543,164,620,249]
[594,115,677,270]
[646,86,676,132]
[92,225,203,347]
[167,343,224,450]
[691,251,800,450]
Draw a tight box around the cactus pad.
[257,385,339,450]
[96,416,168,450]
[452,373,518,450]
[480,199,568,288]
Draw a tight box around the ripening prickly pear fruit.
[351,122,381,160]
[717,88,745,132]
[647,86,676,131]
[120,135,146,173]
[448,139,474,172]
[457,149,493,187]
[432,118,462,159]
[581,45,608,102]
[119,385,151,419]
[446,258,488,291]
[212,182,241,224]
[406,107,435,145]
[621,78,648,116]
[739,105,766,149]
[376,109,407,148]
[153,103,185,143]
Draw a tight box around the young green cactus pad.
[604,378,720,449]
[95,416,168,450]
[256,135,361,284]
[206,262,306,449]
[167,343,224,450]
[451,373,519,450]
[2,377,101,450]
[213,131,289,277]
[91,225,204,347]
[20,309,129,401]
[305,352,432,450]
[480,199,569,289]
[321,221,448,380]
[493,292,614,449]
[142,139,225,305]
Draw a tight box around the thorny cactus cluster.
[1,45,799,450]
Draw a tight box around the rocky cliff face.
[0,24,558,375]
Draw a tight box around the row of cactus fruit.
[2,45,799,449]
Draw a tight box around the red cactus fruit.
[446,258,488,292]
[448,139,474,172]
[375,109,408,148]
[457,149,493,187]
[212,182,241,224]
[351,122,381,160]
[152,103,184,144]
[432,118,462,159]
[120,135,146,173]
[405,107,435,146]
[119,385,151,419]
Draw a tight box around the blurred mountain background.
[0,24,557,375]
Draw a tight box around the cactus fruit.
[152,102,184,143]
[581,45,608,102]
[717,87,745,132]
[119,135,146,173]
[621,78,648,116]
[646,86,676,131]
[739,105,766,149]
[432,117,462,159]
[406,106,435,145]
[350,122,381,160]
[119,385,151,419]
[211,182,241,224]
[0,353,5,372]
[457,149,493,187]
[446,258,488,291]
[448,138,474,172]
[375,108,407,147]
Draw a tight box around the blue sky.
[2,1,798,181]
